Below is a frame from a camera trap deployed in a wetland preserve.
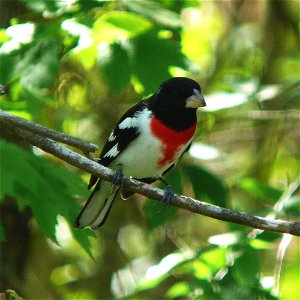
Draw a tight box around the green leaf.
[18,40,61,90]
[125,0,181,28]
[183,164,228,207]
[137,252,189,291]
[143,168,182,230]
[282,195,300,217]
[93,11,151,44]
[21,0,57,13]
[98,43,131,94]
[167,281,190,298]
[219,271,260,300]
[1,38,61,104]
[130,29,186,94]
[255,231,282,242]
[0,140,95,255]
[20,0,74,14]
[231,246,260,287]
[77,0,106,11]
[250,228,282,250]
[238,177,283,204]
[0,53,19,84]
[0,29,10,45]
[193,248,226,279]
[103,11,152,36]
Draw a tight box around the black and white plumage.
[74,77,206,229]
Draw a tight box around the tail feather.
[74,180,119,229]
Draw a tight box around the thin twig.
[248,179,299,239]
[0,109,98,155]
[273,234,293,295]
[8,125,300,236]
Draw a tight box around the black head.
[155,77,205,109]
[148,77,206,130]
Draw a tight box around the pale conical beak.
[186,89,206,108]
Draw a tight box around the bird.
[74,77,206,230]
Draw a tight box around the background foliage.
[0,0,299,299]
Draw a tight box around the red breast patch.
[150,117,196,167]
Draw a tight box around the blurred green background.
[0,0,299,299]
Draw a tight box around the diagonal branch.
[0,109,98,155]
[1,110,300,236]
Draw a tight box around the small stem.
[273,234,293,295]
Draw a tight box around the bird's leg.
[158,177,175,205]
[112,163,124,186]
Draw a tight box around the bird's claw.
[163,185,175,205]
[112,164,124,186]
[157,185,175,213]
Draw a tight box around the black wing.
[88,99,149,189]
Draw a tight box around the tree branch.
[1,110,300,236]
[0,109,98,155]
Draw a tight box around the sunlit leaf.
[70,45,98,70]
[197,247,226,275]
[181,10,223,67]
[21,0,57,13]
[93,11,151,44]
[255,231,282,242]
[125,0,181,28]
[0,29,10,45]
[168,248,226,281]
[138,252,189,291]
[103,11,152,35]
[130,29,186,94]
[18,41,61,89]
[21,0,76,15]
[280,254,300,300]
[208,231,243,247]
[238,177,283,204]
[166,281,190,298]
[250,239,273,249]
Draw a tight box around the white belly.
[108,108,192,179]
[113,132,163,178]
[111,109,164,178]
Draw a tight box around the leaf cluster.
[0,0,299,299]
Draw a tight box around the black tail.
[74,180,119,229]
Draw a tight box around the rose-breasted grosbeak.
[75,77,206,229]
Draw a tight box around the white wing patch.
[110,109,165,178]
[103,144,120,158]
[108,131,116,142]
[118,116,138,129]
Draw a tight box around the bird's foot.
[157,177,175,213]
[163,185,175,205]
[112,164,124,186]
